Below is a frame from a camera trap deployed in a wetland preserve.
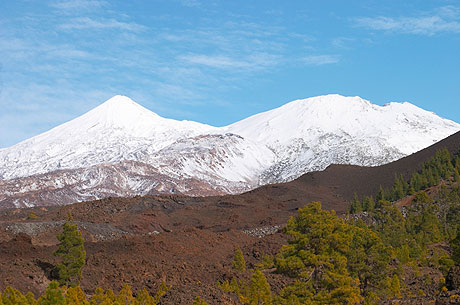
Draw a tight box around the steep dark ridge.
[255,130,460,205]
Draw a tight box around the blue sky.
[1,0,460,148]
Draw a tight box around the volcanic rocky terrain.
[2,131,460,304]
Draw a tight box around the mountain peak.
[290,94,372,108]
[87,95,161,126]
[102,95,137,105]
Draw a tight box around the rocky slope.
[2,131,460,303]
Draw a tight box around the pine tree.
[232,246,246,271]
[392,175,405,201]
[219,270,272,305]
[364,196,375,212]
[454,169,460,183]
[103,290,116,304]
[65,286,89,305]
[248,270,272,305]
[89,288,106,305]
[37,281,66,305]
[349,193,362,214]
[275,202,363,304]
[151,282,169,305]
[54,214,86,287]
[1,286,30,305]
[116,284,135,305]
[192,296,208,305]
[25,292,36,305]
[451,226,460,264]
[389,274,402,299]
[377,186,386,202]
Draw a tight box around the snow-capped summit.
[227,94,459,153]
[78,95,164,131]
[0,95,217,180]
[76,95,214,137]
[0,94,459,208]
[226,94,460,183]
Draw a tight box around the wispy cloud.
[59,17,146,31]
[355,6,460,35]
[179,53,279,70]
[50,0,107,10]
[303,55,340,66]
[180,54,248,68]
[180,0,201,7]
[331,37,355,49]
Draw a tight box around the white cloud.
[50,0,107,10]
[181,54,247,68]
[179,52,280,72]
[303,55,340,66]
[331,37,355,49]
[59,17,146,32]
[180,0,201,7]
[355,6,460,35]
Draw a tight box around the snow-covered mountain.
[226,95,460,183]
[0,95,218,180]
[0,94,459,208]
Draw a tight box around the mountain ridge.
[1,94,459,208]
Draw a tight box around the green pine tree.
[248,270,272,305]
[192,296,208,305]
[233,246,246,271]
[65,286,89,305]
[275,202,363,305]
[389,274,402,299]
[116,284,135,305]
[1,286,30,305]
[219,270,272,305]
[451,226,460,264]
[349,193,363,214]
[54,214,86,287]
[37,281,66,305]
[376,186,386,202]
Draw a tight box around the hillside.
[1,130,460,304]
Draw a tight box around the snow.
[226,94,458,152]
[1,93,459,206]
[0,95,218,180]
[225,94,460,183]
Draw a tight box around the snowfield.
[1,94,459,207]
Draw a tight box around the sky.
[1,0,460,148]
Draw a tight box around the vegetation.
[452,226,460,264]
[347,147,460,265]
[27,212,38,220]
[3,146,460,304]
[219,202,399,304]
[220,146,460,303]
[54,214,86,287]
[232,246,246,271]
[274,202,393,304]
[192,296,208,305]
[349,147,460,209]
[219,269,272,305]
[0,281,168,305]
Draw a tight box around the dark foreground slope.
[283,131,460,201]
[1,131,460,303]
